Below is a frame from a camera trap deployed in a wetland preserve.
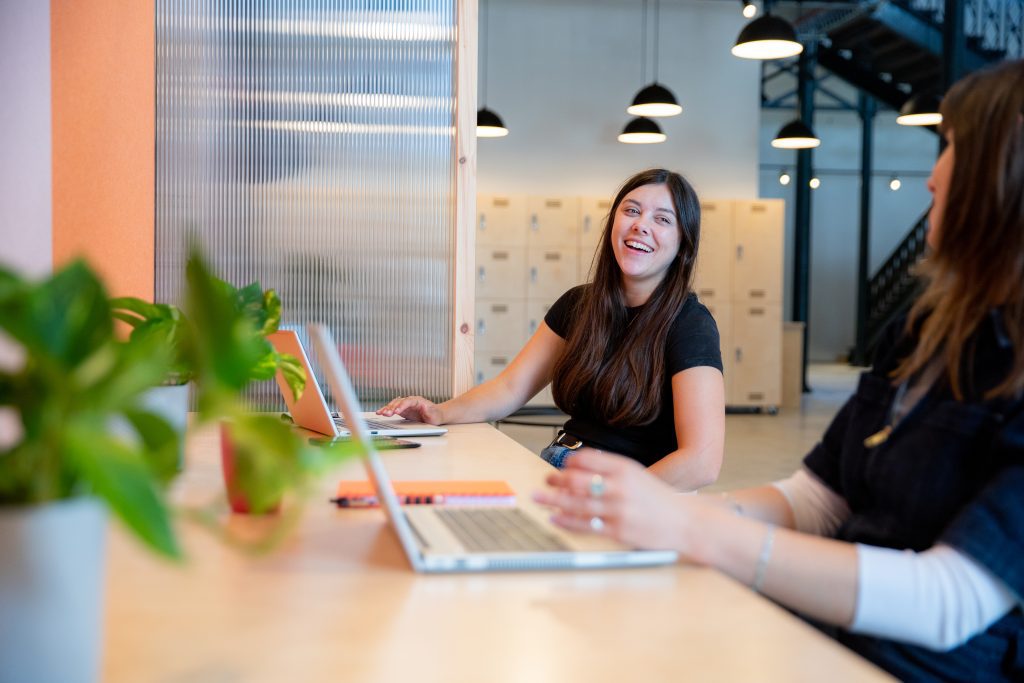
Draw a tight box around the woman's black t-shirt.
[544,285,723,466]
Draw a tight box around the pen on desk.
[332,495,436,507]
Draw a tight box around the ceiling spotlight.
[742,1,757,18]
[771,119,820,149]
[732,14,803,60]
[778,170,791,186]
[809,177,821,189]
[477,108,509,138]
[889,176,902,191]
[896,91,942,126]
[618,116,666,144]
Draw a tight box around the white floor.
[497,364,863,492]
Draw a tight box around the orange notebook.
[332,480,516,507]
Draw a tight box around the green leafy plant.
[110,276,305,399]
[0,261,181,558]
[180,252,357,529]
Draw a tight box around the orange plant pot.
[220,422,281,515]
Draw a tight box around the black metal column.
[793,40,816,392]
[942,0,966,91]
[852,92,876,366]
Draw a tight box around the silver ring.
[588,474,606,499]
[589,516,605,533]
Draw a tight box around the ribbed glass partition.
[155,0,458,408]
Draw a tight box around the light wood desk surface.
[103,421,892,682]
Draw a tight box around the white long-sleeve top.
[771,468,1021,651]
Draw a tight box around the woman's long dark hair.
[551,169,701,426]
[894,59,1024,399]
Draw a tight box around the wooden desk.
[103,422,892,682]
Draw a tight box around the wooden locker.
[733,200,784,303]
[578,197,611,260]
[526,196,579,248]
[732,303,783,407]
[704,301,734,405]
[474,350,515,385]
[476,245,525,299]
[693,201,734,307]
[526,247,577,301]
[478,195,527,247]
[476,299,526,352]
[526,298,556,339]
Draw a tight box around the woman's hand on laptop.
[533,450,693,553]
[376,395,445,425]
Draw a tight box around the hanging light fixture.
[778,169,791,185]
[732,13,802,60]
[896,91,942,126]
[809,177,821,189]
[771,119,820,149]
[477,108,508,138]
[476,0,508,138]
[618,117,667,144]
[741,0,757,19]
[889,175,902,191]
[626,0,682,118]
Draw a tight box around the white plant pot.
[140,382,190,470]
[0,498,107,683]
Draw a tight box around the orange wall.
[51,0,154,299]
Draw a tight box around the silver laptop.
[267,329,447,438]
[308,324,678,573]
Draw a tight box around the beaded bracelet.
[752,524,776,593]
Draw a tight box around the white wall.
[0,0,52,276]
[759,107,939,362]
[478,0,759,199]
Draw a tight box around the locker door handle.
[583,216,591,233]
[735,348,743,362]
[476,371,484,384]
[479,215,486,232]
[530,214,539,231]
[478,266,486,282]
[749,289,765,298]
[477,319,486,335]
[530,267,538,283]
[529,319,537,334]
[736,245,744,260]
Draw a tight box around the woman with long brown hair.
[537,60,1024,680]
[379,169,725,490]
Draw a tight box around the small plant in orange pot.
[180,252,354,522]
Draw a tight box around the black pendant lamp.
[771,119,820,149]
[626,0,681,118]
[477,107,508,138]
[618,117,667,144]
[896,91,942,126]
[732,13,802,60]
[476,0,508,138]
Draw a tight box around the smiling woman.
[378,169,726,491]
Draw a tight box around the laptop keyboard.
[334,417,406,431]
[433,508,570,553]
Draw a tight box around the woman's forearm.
[647,444,721,490]
[436,374,528,424]
[684,502,858,627]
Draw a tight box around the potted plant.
[0,260,181,683]
[0,255,356,682]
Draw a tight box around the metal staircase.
[787,0,1022,357]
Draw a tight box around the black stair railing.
[865,209,930,354]
[904,0,1023,59]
